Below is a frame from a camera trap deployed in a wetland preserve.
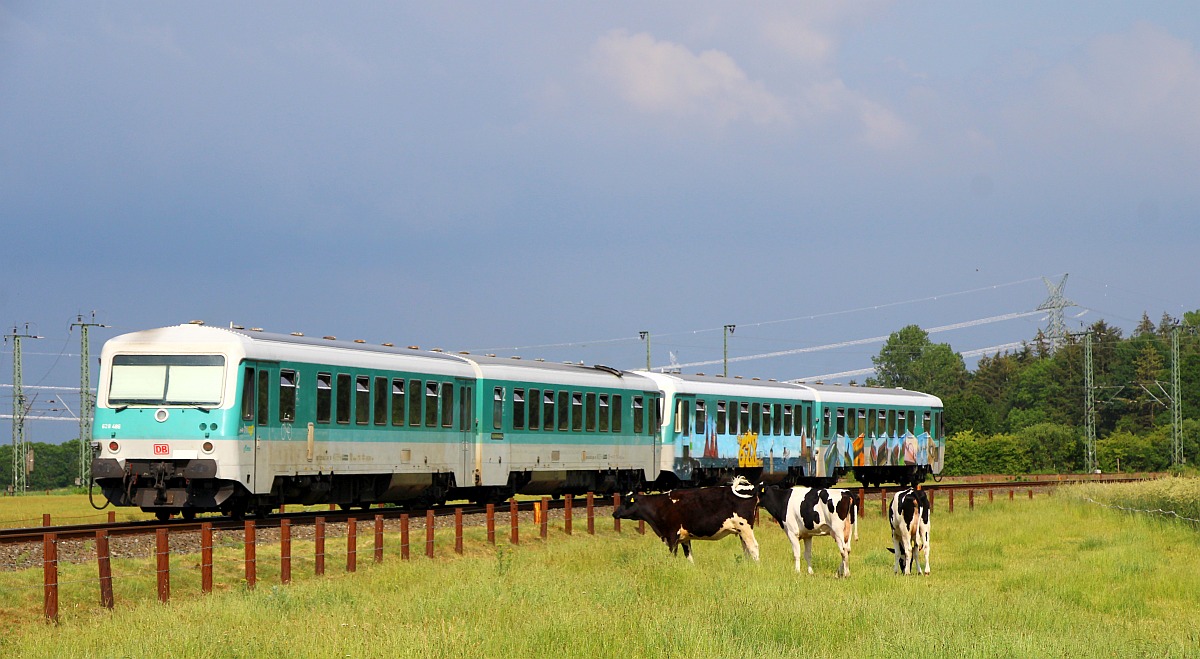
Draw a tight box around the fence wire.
[1082,497,1200,526]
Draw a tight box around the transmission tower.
[72,313,107,486]
[1172,326,1184,467]
[7,325,42,494]
[1037,274,1076,351]
[1083,331,1096,473]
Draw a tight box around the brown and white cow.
[757,485,858,577]
[888,488,931,575]
[612,476,760,563]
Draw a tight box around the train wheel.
[155,511,172,521]
[181,509,197,521]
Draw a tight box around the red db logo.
[153,444,170,456]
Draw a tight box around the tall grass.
[3,489,1200,657]
[1063,476,1200,524]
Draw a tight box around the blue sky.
[2,2,1199,443]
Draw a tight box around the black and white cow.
[612,476,760,563]
[757,486,858,577]
[888,488,931,575]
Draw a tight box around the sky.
[2,2,1199,444]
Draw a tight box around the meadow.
[2,482,1199,658]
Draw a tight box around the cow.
[612,476,760,563]
[757,485,858,577]
[888,488,931,575]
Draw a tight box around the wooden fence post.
[564,494,573,535]
[510,499,519,545]
[375,514,384,563]
[156,528,170,603]
[455,508,464,555]
[587,493,595,535]
[347,517,357,573]
[969,489,975,511]
[401,513,410,560]
[201,523,213,594]
[541,497,549,540]
[108,511,116,523]
[486,504,495,544]
[881,489,888,518]
[315,517,326,576]
[948,489,954,513]
[245,520,257,590]
[96,530,114,609]
[43,513,51,527]
[43,532,58,622]
[613,494,621,533]
[281,519,292,585]
[426,510,435,558]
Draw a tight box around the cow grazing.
[612,476,760,563]
[888,488,931,575]
[757,486,858,577]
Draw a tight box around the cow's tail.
[851,494,859,541]
[730,475,755,498]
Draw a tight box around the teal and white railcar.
[637,372,943,488]
[91,324,661,519]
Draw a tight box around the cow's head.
[612,492,642,519]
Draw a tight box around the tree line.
[0,440,88,493]
[869,310,1200,475]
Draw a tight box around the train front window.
[108,355,225,407]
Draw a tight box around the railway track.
[0,474,1158,546]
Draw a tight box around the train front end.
[90,325,251,519]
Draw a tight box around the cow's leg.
[786,531,804,573]
[738,525,761,562]
[920,529,931,575]
[898,531,913,575]
[682,540,694,564]
[891,534,904,574]
[835,531,851,578]
[802,536,815,575]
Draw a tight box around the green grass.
[3,487,1200,657]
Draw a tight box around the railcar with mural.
[90,323,942,519]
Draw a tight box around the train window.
[410,379,423,427]
[751,403,762,434]
[896,410,906,435]
[923,411,932,435]
[543,391,555,431]
[598,394,610,432]
[440,382,453,428]
[908,410,917,435]
[612,394,623,433]
[558,391,570,431]
[513,389,525,430]
[835,409,846,437]
[717,401,727,435]
[887,410,897,435]
[676,399,690,437]
[867,409,876,437]
[257,370,270,426]
[316,373,332,424]
[728,400,739,435]
[241,369,256,422]
[460,385,472,431]
[373,376,388,426]
[336,374,352,424]
[740,402,751,435]
[529,389,541,430]
[279,370,296,423]
[649,395,661,434]
[773,404,783,436]
[424,382,438,427]
[572,393,583,432]
[857,409,867,437]
[783,405,793,436]
[822,409,831,439]
[391,379,405,426]
[356,376,370,426]
[586,393,597,432]
[694,401,706,436]
[935,411,943,440]
[492,387,503,431]
[109,354,225,407]
[633,396,644,434]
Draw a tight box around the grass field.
[3,483,1199,658]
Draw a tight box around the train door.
[480,384,510,487]
[457,378,475,486]
[240,361,278,495]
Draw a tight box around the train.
[90,323,944,519]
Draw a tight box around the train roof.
[636,370,942,408]
[102,325,657,390]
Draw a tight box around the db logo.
[153,444,170,456]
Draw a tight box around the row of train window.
[672,398,941,440]
[499,387,660,436]
[243,368,472,431]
